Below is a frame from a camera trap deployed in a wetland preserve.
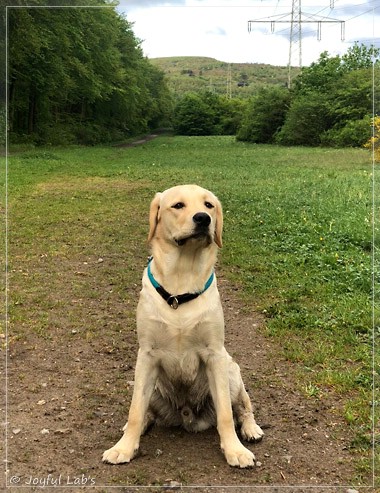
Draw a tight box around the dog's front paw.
[223,444,256,468]
[241,416,264,442]
[102,440,138,465]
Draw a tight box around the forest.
[2,2,379,148]
[4,1,172,145]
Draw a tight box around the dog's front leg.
[206,350,256,468]
[103,349,158,464]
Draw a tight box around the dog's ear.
[214,198,223,248]
[147,192,162,243]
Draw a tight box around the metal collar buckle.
[168,296,179,310]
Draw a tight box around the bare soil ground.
[3,273,364,493]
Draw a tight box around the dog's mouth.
[175,230,212,247]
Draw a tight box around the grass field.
[6,135,376,481]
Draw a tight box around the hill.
[150,56,298,98]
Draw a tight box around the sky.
[116,0,380,66]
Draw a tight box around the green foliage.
[173,92,245,136]
[239,43,379,147]
[8,2,172,145]
[275,91,332,146]
[293,51,342,93]
[321,116,372,148]
[329,69,373,124]
[150,56,293,98]
[341,42,379,71]
[295,43,379,94]
[173,93,215,136]
[236,86,290,143]
[0,8,5,106]
[216,97,247,135]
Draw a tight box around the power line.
[345,5,380,22]
[248,1,345,86]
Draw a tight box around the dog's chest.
[156,323,209,385]
[163,350,201,385]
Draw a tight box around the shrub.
[364,116,380,161]
[236,86,290,143]
[321,116,372,148]
[215,97,247,136]
[173,93,215,136]
[173,92,245,136]
[275,91,332,146]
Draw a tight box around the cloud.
[311,0,380,20]
[118,0,186,9]
[206,26,227,36]
[120,0,379,65]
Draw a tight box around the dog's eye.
[172,202,185,210]
[204,201,214,209]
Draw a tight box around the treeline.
[7,1,172,145]
[4,4,378,149]
[239,44,379,147]
[174,43,379,148]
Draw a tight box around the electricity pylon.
[248,0,345,87]
[289,0,302,71]
[226,63,232,98]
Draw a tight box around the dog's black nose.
[193,212,211,227]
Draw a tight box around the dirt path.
[3,264,365,492]
[114,134,160,148]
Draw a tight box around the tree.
[173,93,215,136]
[8,2,172,144]
[173,92,246,136]
[341,42,380,71]
[329,68,373,122]
[216,97,247,135]
[318,67,374,147]
[294,43,379,96]
[293,51,342,95]
[275,91,331,146]
[275,43,379,147]
[236,86,290,143]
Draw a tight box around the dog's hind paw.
[240,417,264,443]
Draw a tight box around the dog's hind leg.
[229,361,264,443]
[234,390,264,442]
[141,408,156,435]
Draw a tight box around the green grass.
[6,135,376,481]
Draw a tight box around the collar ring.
[168,296,179,310]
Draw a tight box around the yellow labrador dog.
[103,184,263,468]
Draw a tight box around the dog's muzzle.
[175,213,212,246]
[193,212,211,228]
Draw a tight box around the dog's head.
[148,185,223,248]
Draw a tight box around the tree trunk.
[8,81,16,133]
[28,91,36,134]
